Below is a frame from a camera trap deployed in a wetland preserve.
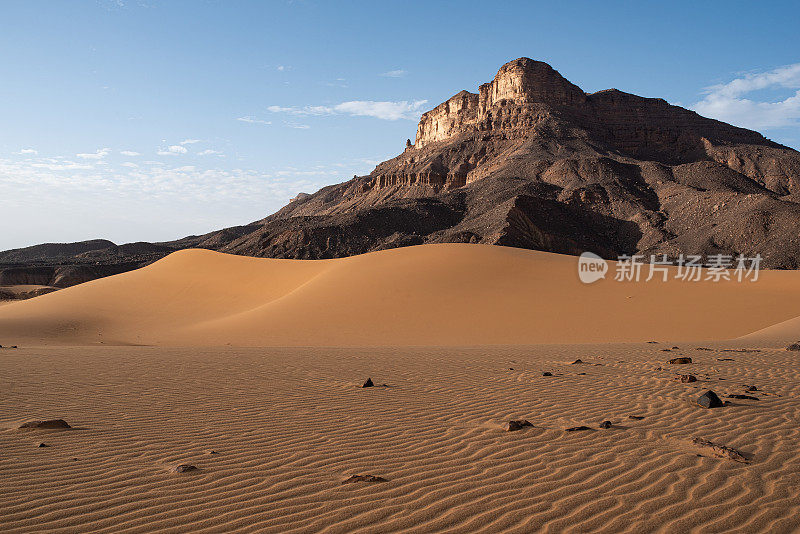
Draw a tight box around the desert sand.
[3,244,800,533]
[2,244,800,347]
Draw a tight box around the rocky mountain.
[4,57,800,290]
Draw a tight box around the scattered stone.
[571,359,583,364]
[661,349,672,352]
[695,347,713,351]
[19,419,71,430]
[565,426,593,431]
[722,348,760,353]
[677,374,697,383]
[361,378,374,388]
[599,421,612,429]
[10,345,17,349]
[505,419,533,432]
[576,372,587,375]
[628,415,645,420]
[172,464,198,473]
[646,341,659,344]
[208,450,219,455]
[691,437,749,463]
[668,357,692,364]
[746,385,758,392]
[542,372,553,377]
[655,366,662,371]
[37,443,48,448]
[672,346,680,350]
[787,342,800,351]
[508,367,514,370]
[717,358,735,362]
[342,474,387,484]
[697,390,724,409]
[727,394,759,400]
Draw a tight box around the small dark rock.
[599,421,612,429]
[727,394,759,400]
[342,474,387,484]
[672,346,680,350]
[746,385,758,392]
[695,347,713,351]
[172,464,198,473]
[565,426,593,431]
[19,419,71,430]
[646,341,659,344]
[661,349,672,352]
[697,390,724,409]
[508,367,514,370]
[571,359,583,364]
[628,415,645,420]
[542,372,553,377]
[787,343,800,351]
[678,374,697,383]
[668,357,692,364]
[576,372,587,375]
[362,378,374,388]
[37,443,48,448]
[717,358,735,362]
[505,419,533,432]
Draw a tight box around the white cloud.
[76,147,111,160]
[120,150,140,156]
[380,69,407,78]
[121,162,138,168]
[266,99,428,121]
[237,116,271,124]
[197,149,223,156]
[156,145,188,156]
[18,148,38,155]
[180,139,201,145]
[693,63,800,130]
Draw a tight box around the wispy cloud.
[236,116,271,124]
[380,69,407,78]
[693,63,800,130]
[156,145,188,156]
[180,139,201,145]
[18,148,38,155]
[120,150,140,156]
[266,99,428,121]
[76,147,111,160]
[196,149,223,156]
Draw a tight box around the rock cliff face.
[4,57,800,286]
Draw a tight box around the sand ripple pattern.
[2,344,800,533]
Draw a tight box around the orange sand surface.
[1,244,800,346]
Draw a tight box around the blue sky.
[2,0,799,250]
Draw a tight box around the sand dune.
[2,244,800,346]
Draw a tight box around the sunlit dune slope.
[2,244,800,346]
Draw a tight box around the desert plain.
[2,244,800,533]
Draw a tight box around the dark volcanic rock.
[505,419,534,431]
[565,426,593,431]
[599,421,613,429]
[542,372,553,376]
[172,464,198,473]
[342,474,387,484]
[678,374,698,383]
[787,343,800,351]
[19,419,71,429]
[697,390,724,409]
[669,357,693,365]
[362,378,374,388]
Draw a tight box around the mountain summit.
[3,58,800,289]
